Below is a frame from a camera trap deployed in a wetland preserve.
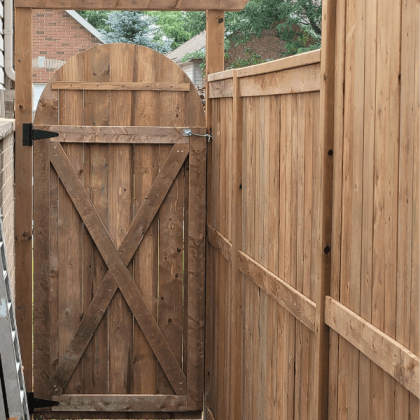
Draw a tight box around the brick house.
[32,9,104,114]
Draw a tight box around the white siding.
[181,62,194,82]
[193,62,203,88]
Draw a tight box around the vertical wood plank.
[359,0,377,416]
[313,0,337,417]
[228,70,243,420]
[33,138,50,400]
[205,10,225,131]
[329,0,347,416]
[15,7,33,391]
[82,43,110,395]
[108,43,135,396]
[58,52,84,394]
[187,135,207,409]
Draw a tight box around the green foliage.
[77,10,111,31]
[227,0,322,55]
[146,11,205,50]
[227,49,269,69]
[78,0,322,57]
[99,11,172,53]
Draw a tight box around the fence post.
[313,0,337,418]
[229,69,243,420]
[205,10,225,132]
[15,7,33,392]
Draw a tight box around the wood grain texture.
[35,125,193,143]
[208,49,321,81]
[16,0,251,9]
[14,7,33,391]
[52,81,190,91]
[52,395,188,412]
[239,63,321,97]
[187,135,207,409]
[50,143,186,395]
[32,43,206,416]
[208,79,233,98]
[237,251,316,332]
[325,297,419,398]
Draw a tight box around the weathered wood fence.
[204,0,419,418]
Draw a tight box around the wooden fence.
[204,0,419,417]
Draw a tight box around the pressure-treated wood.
[16,0,251,9]
[52,81,190,91]
[33,44,206,419]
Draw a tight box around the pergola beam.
[15,0,249,10]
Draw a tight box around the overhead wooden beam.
[15,0,250,10]
[14,7,33,392]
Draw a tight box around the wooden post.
[15,7,33,392]
[229,69,243,420]
[313,0,337,418]
[205,10,225,131]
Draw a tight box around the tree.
[77,10,111,31]
[147,11,205,50]
[227,0,322,56]
[100,11,172,53]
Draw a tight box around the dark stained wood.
[49,144,190,396]
[32,43,206,417]
[187,134,207,409]
[53,395,188,412]
[33,138,51,400]
[50,143,186,395]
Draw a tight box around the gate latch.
[183,128,213,143]
[27,392,59,414]
[23,123,59,147]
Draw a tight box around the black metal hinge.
[22,123,59,147]
[26,392,59,414]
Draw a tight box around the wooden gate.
[32,43,206,419]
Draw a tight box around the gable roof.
[166,31,206,63]
[66,10,105,43]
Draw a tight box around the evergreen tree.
[100,11,172,53]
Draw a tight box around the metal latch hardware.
[22,123,59,147]
[26,392,59,414]
[183,128,213,143]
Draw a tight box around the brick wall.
[0,119,15,299]
[33,9,102,83]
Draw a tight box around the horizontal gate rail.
[52,395,188,412]
[51,82,191,91]
[34,125,206,144]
